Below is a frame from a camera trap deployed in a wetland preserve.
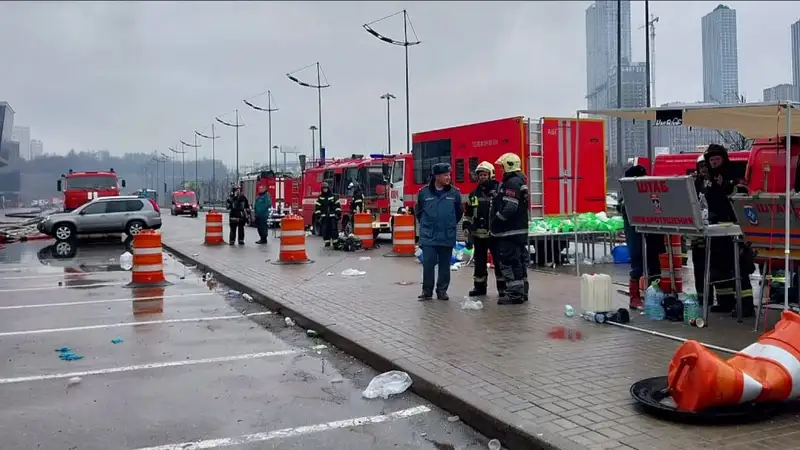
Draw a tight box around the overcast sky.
[0,1,797,168]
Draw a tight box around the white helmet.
[475,161,495,176]
[496,153,522,173]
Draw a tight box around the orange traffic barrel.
[658,253,683,293]
[665,234,686,266]
[384,213,416,257]
[272,215,313,265]
[132,286,165,315]
[353,212,374,249]
[125,230,171,287]
[668,310,800,412]
[204,211,224,245]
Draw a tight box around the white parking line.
[0,292,214,310]
[0,282,126,293]
[133,405,431,450]
[0,273,118,281]
[0,312,273,337]
[0,345,328,385]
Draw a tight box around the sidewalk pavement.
[159,213,800,450]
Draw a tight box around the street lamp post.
[196,126,220,203]
[364,10,421,153]
[272,146,280,172]
[287,63,330,157]
[308,126,317,164]
[243,91,279,170]
[180,139,201,196]
[380,93,396,154]
[168,146,185,192]
[160,152,169,197]
[216,110,244,181]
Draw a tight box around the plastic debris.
[488,439,502,450]
[362,370,412,399]
[191,253,199,257]
[450,262,463,271]
[285,317,296,327]
[331,375,344,384]
[242,293,254,302]
[461,298,484,310]
[111,337,123,344]
[326,272,334,276]
[56,347,84,361]
[564,305,575,317]
[341,268,366,277]
[358,256,371,261]
[119,251,133,271]
[447,415,460,422]
[67,376,82,386]
[226,290,242,298]
[54,346,71,353]
[306,329,318,337]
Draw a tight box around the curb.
[163,241,584,450]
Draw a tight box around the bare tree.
[710,94,753,151]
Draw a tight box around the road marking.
[0,273,119,281]
[0,312,273,337]
[133,405,431,450]
[0,345,328,385]
[0,292,214,310]
[0,282,126,293]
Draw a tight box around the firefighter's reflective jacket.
[490,172,529,239]
[463,180,499,239]
[350,189,365,214]
[314,191,342,219]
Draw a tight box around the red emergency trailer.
[239,170,300,226]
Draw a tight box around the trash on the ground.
[242,293,254,302]
[331,375,344,383]
[226,290,242,297]
[461,298,484,310]
[285,317,296,327]
[546,326,583,341]
[57,348,84,361]
[202,272,214,282]
[564,305,575,317]
[450,262,463,271]
[191,253,199,257]
[54,346,71,353]
[341,268,366,277]
[306,329,318,337]
[119,251,133,271]
[488,438,502,450]
[447,415,460,422]
[67,376,82,386]
[362,370,412,399]
[326,272,334,276]
[358,256,371,260]
[111,337,123,344]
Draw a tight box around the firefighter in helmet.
[463,161,506,297]
[314,182,342,247]
[490,153,530,305]
[349,181,365,214]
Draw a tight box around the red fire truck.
[239,170,301,227]
[300,155,394,238]
[388,116,607,219]
[57,169,126,212]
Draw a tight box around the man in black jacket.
[314,182,342,247]
[226,186,250,245]
[464,161,505,297]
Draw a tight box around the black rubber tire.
[53,223,76,242]
[125,220,146,237]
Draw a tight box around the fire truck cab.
[300,155,393,238]
[57,169,125,212]
[239,170,299,227]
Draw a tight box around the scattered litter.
[202,272,214,282]
[362,370,412,399]
[306,329,318,337]
[285,317,296,327]
[242,293,254,302]
[331,375,344,383]
[56,347,84,361]
[119,251,133,271]
[461,298,484,310]
[185,265,197,270]
[358,256,371,260]
[447,415,460,422]
[450,262,463,271]
[111,337,124,344]
[546,326,583,341]
[420,432,427,438]
[67,376,82,386]
[326,272,334,276]
[54,346,71,353]
[488,439,502,450]
[226,290,242,298]
[191,253,199,257]
[341,268,366,277]
[564,305,575,318]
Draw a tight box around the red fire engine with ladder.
[388,116,607,220]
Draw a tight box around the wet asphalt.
[0,240,489,450]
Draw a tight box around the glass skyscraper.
[701,5,739,104]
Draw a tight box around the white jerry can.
[580,273,613,313]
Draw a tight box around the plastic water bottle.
[644,282,665,320]
[699,193,709,226]
[119,251,133,271]
[683,294,701,325]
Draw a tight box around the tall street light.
[180,138,201,196]
[216,110,244,181]
[196,126,220,203]
[364,10,421,154]
[243,90,278,170]
[308,125,317,164]
[380,93,396,154]
[167,146,185,191]
[287,62,330,157]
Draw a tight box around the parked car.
[170,190,199,217]
[38,196,162,241]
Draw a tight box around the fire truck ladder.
[527,118,544,220]
[291,179,299,211]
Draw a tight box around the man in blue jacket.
[415,163,463,301]
[253,184,273,244]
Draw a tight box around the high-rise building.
[12,126,30,160]
[585,0,632,110]
[701,5,740,104]
[0,101,21,202]
[653,102,723,154]
[792,19,800,101]
[30,139,43,159]
[763,83,795,102]
[606,62,649,162]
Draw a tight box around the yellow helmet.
[475,161,494,176]
[496,153,522,173]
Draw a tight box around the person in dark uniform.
[490,153,530,305]
[226,185,250,245]
[463,161,506,298]
[691,154,710,306]
[314,182,342,247]
[349,182,365,214]
[703,144,754,316]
